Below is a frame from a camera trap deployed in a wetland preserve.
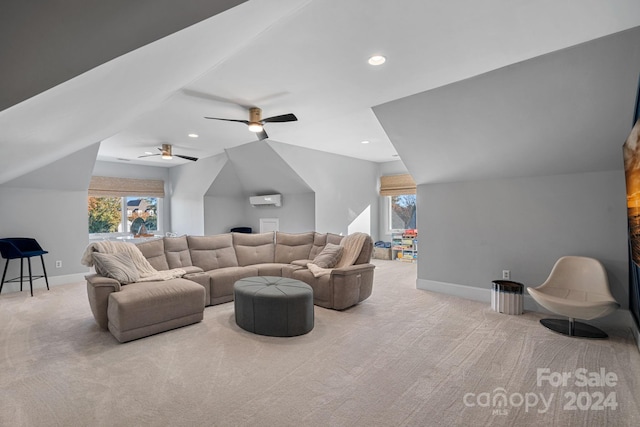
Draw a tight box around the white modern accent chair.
[527,256,619,339]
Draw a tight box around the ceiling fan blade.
[204,117,249,124]
[262,113,297,123]
[175,154,199,162]
[257,129,269,141]
[138,154,160,158]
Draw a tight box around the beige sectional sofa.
[85,231,374,342]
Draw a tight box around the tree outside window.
[390,194,417,230]
[88,197,122,233]
[88,196,159,234]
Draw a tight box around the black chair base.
[0,255,49,297]
[540,318,608,339]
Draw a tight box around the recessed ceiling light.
[188,133,199,138]
[368,55,386,66]
[361,140,370,144]
[144,151,153,155]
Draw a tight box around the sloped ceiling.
[2,0,640,186]
[0,0,246,111]
[3,143,100,191]
[222,141,313,196]
[374,27,640,184]
[0,0,306,184]
[206,161,245,198]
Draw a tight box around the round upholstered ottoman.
[234,276,314,337]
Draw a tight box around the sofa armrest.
[329,264,376,310]
[85,274,121,330]
[86,274,122,291]
[331,263,375,276]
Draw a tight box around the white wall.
[169,153,227,235]
[244,192,315,233]
[416,170,629,308]
[205,193,316,235]
[202,142,374,237]
[269,141,380,239]
[203,195,247,235]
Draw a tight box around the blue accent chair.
[0,238,50,297]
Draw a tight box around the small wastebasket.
[491,280,524,315]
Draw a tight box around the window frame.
[88,196,163,238]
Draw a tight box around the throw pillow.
[92,252,140,284]
[312,243,343,268]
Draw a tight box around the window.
[389,195,416,231]
[88,197,160,234]
[88,176,165,236]
[379,174,417,232]
[126,197,158,234]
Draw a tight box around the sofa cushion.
[282,264,305,278]
[206,266,259,305]
[181,266,204,275]
[275,231,314,263]
[312,243,343,268]
[188,234,238,271]
[164,236,194,269]
[252,263,291,277]
[327,233,344,246]
[136,238,170,271]
[309,232,344,259]
[107,278,205,342]
[92,252,140,284]
[233,232,275,266]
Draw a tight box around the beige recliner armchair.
[527,256,619,338]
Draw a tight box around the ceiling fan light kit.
[161,143,172,159]
[204,106,297,141]
[247,108,264,132]
[137,143,198,162]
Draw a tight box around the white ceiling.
[2,0,640,183]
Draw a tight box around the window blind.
[379,174,416,196]
[88,176,165,198]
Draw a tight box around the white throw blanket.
[81,240,185,282]
[307,232,369,278]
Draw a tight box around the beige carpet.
[1,260,639,427]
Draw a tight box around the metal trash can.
[491,280,524,315]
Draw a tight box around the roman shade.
[379,174,416,196]
[89,176,165,198]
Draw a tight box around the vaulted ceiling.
[1,0,640,185]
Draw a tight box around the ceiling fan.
[138,144,198,162]
[204,107,297,140]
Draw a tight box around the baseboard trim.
[417,278,637,338]
[0,272,87,294]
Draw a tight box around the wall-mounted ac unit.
[249,194,282,207]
